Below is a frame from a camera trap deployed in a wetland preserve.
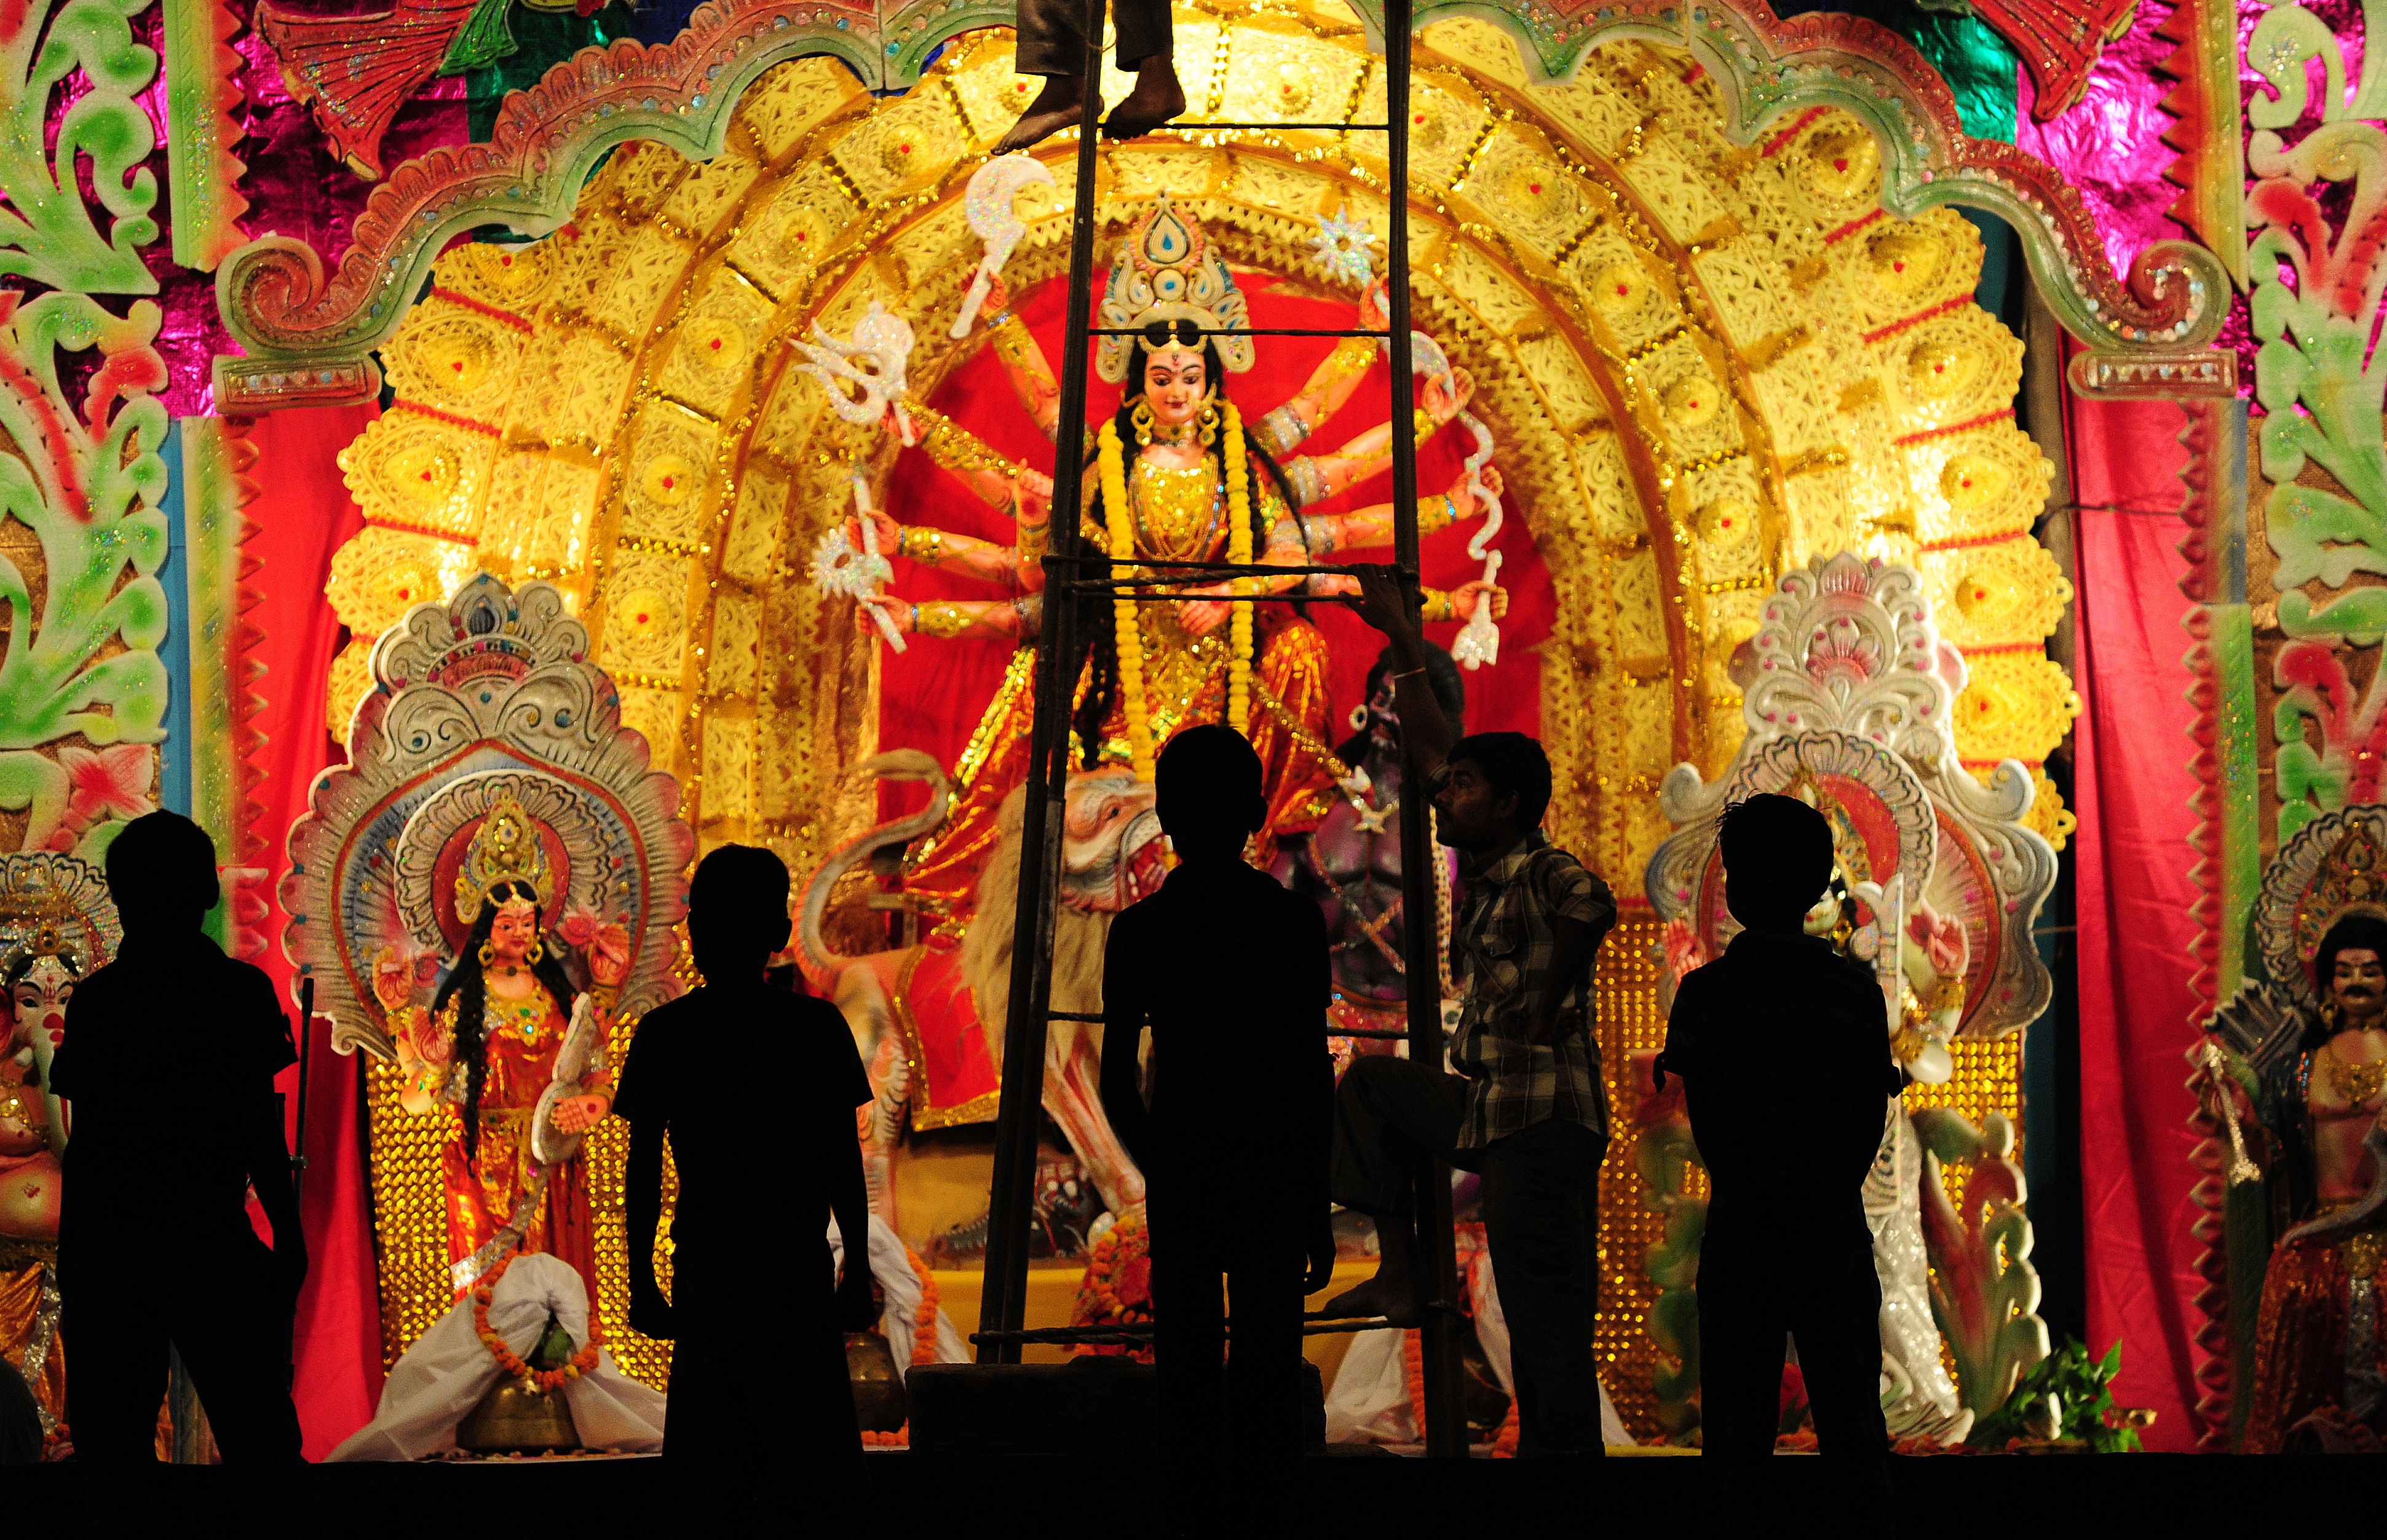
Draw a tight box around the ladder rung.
[972,1305,1452,1346]
[1075,565,1360,590]
[1051,555,1382,574]
[1087,327,1390,339]
[971,1325,1152,1345]
[1163,120,1392,130]
[1076,590,1332,605]
[1052,1009,1414,1039]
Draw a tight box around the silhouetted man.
[1329,567,1617,1457]
[52,811,304,1463]
[1099,725,1334,1467]
[619,845,876,1499]
[1657,793,1896,1533]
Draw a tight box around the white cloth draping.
[1322,1247,1628,1447]
[827,1214,970,1375]
[328,1252,667,1461]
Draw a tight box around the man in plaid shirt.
[1325,568,1616,1458]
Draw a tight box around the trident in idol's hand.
[795,302,919,445]
[951,154,1056,341]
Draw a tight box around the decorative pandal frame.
[213,0,2225,415]
[228,0,2180,1421]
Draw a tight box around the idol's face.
[10,956,73,1050]
[488,906,537,966]
[1141,350,1209,428]
[2335,946,2386,1023]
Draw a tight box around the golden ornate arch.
[328,6,2076,1409]
[328,8,2072,884]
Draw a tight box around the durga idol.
[386,793,622,1306]
[847,196,1508,902]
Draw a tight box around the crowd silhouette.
[25,585,1900,1502]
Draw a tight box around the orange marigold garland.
[1070,1210,1154,1363]
[472,1252,601,1392]
[1403,1328,1427,1440]
[905,1247,940,1368]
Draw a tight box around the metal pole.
[294,976,314,1205]
[976,0,1107,1364]
[1384,0,1467,1459]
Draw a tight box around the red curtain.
[236,405,379,1459]
[2065,391,2204,1449]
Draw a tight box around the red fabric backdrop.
[2065,392,2204,1450]
[873,269,1552,821]
[239,406,380,1459]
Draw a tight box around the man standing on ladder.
[996,0,1185,152]
[1324,567,1617,1458]
[976,0,1479,1454]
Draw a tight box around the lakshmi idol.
[387,793,620,1305]
[846,196,1507,903]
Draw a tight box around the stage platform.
[14,1450,2345,1536]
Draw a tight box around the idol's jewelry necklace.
[2326,1033,2387,1106]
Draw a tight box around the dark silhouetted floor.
[9,1449,2344,1536]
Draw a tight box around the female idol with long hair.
[844,195,1506,898]
[389,800,622,1306]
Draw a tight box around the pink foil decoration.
[157,6,470,417]
[2016,0,2191,286]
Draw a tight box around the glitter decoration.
[0,293,173,856]
[1313,207,1377,287]
[162,0,251,271]
[793,301,919,443]
[949,153,1055,341]
[810,475,907,653]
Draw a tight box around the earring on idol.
[1130,397,1157,450]
[1348,703,1369,732]
[1197,398,1220,449]
[479,939,496,966]
[526,936,544,966]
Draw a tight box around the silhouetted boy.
[52,811,304,1463]
[1099,725,1334,1464]
[1331,568,1616,1457]
[1657,794,1896,1532]
[618,845,876,1496]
